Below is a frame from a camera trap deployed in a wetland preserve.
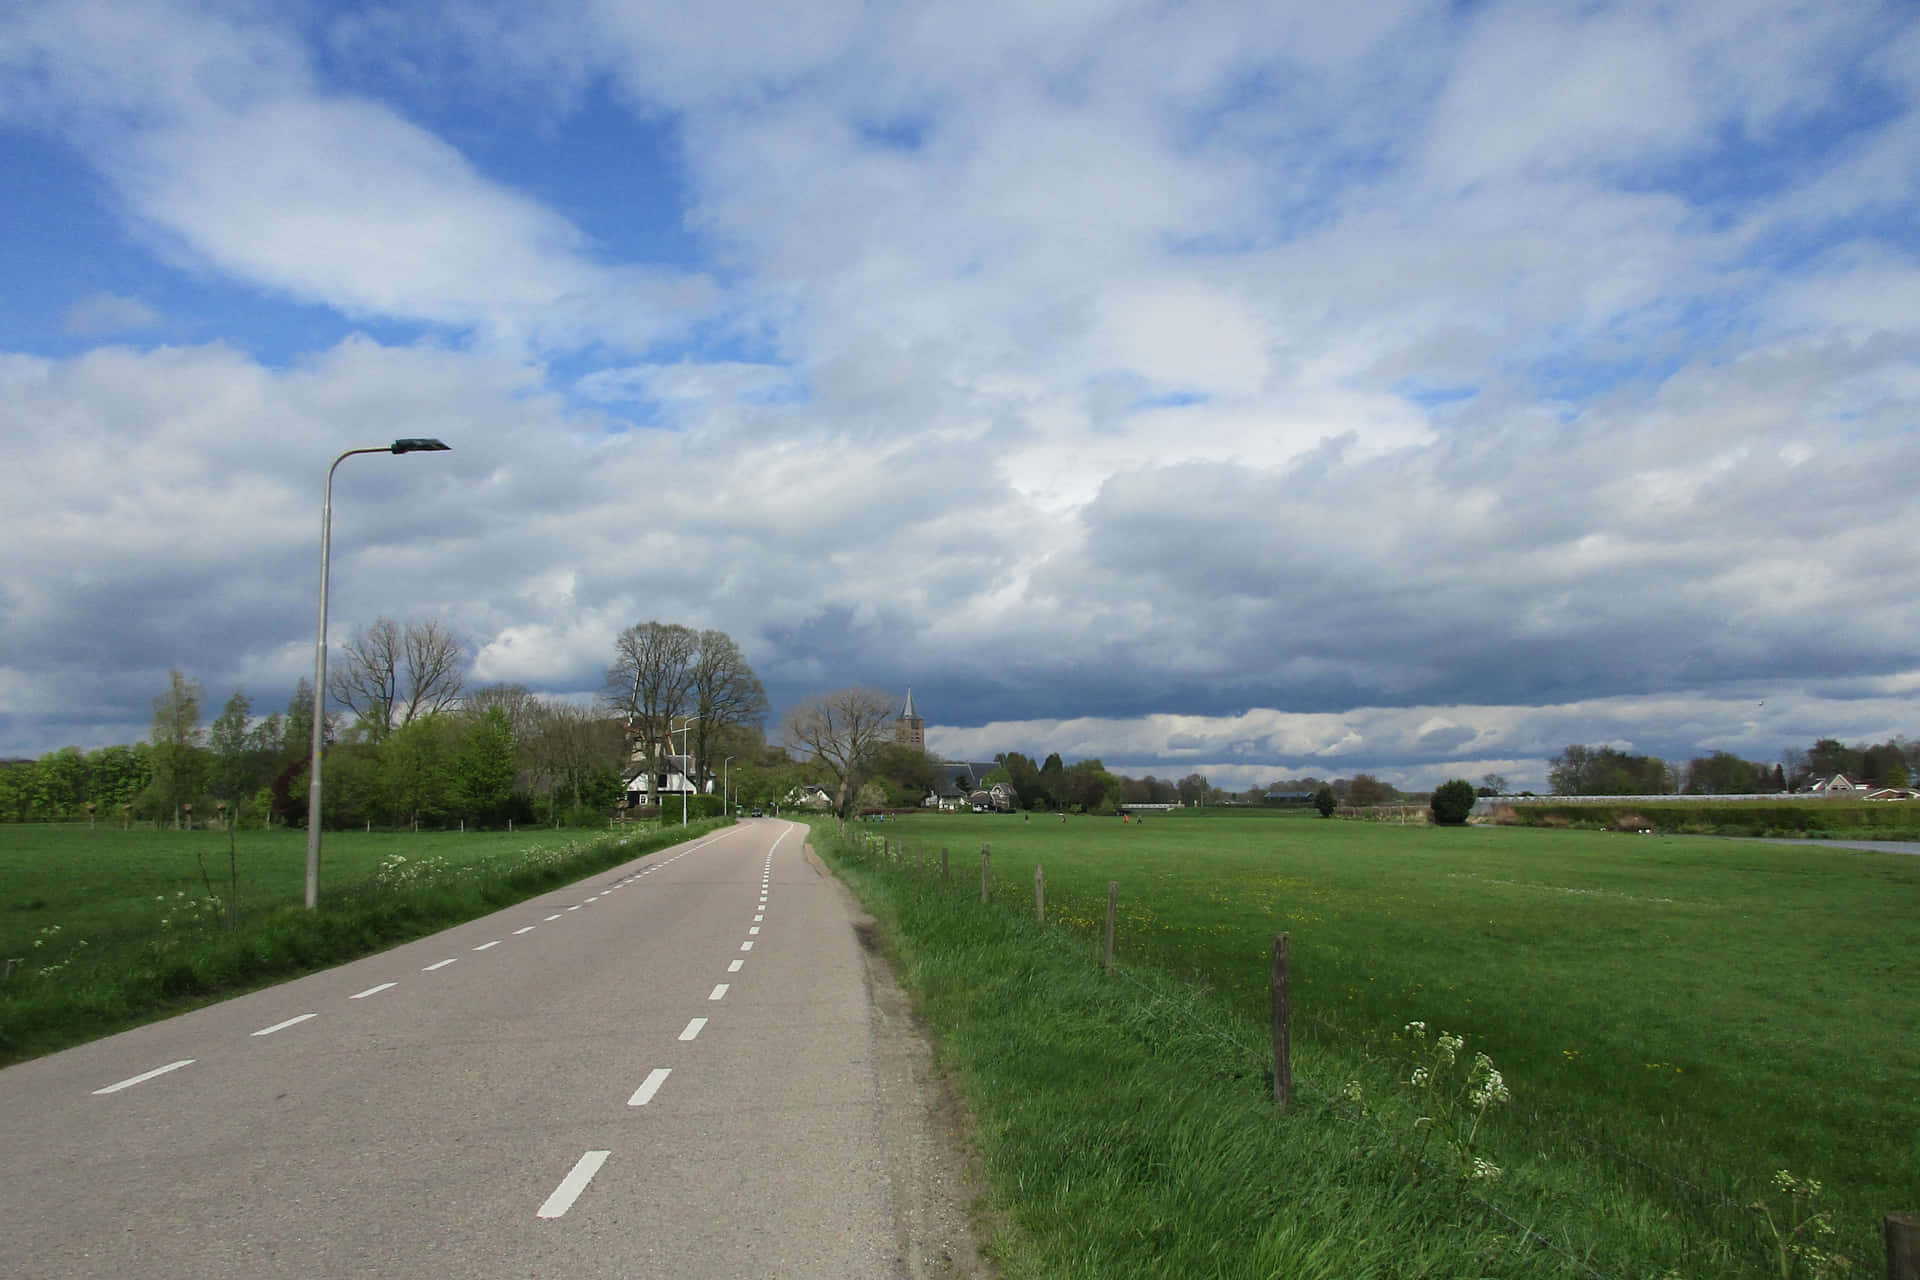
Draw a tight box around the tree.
[1003,753,1044,810]
[380,715,458,828]
[1313,784,1336,818]
[689,629,769,783]
[1430,779,1476,825]
[1060,759,1121,814]
[1548,745,1672,796]
[454,706,518,825]
[466,683,541,746]
[604,621,698,783]
[148,667,207,823]
[1477,773,1509,797]
[1176,773,1209,806]
[781,688,898,818]
[208,689,254,806]
[87,743,151,815]
[329,617,466,741]
[33,747,88,819]
[870,742,938,807]
[1038,753,1065,810]
[1682,751,1765,795]
[1345,774,1392,807]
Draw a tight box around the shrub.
[1429,779,1476,826]
[1313,785,1336,818]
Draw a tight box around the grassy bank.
[816,811,1917,1277]
[0,819,730,1064]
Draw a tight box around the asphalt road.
[2,819,979,1278]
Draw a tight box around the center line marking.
[748,926,760,935]
[350,982,396,999]
[628,1067,671,1106]
[566,905,582,911]
[537,1150,610,1219]
[424,958,457,971]
[474,940,501,951]
[93,1060,193,1095]
[513,926,535,935]
[753,914,763,921]
[679,1018,707,1041]
[727,959,743,972]
[545,913,563,921]
[739,940,754,951]
[251,1013,317,1037]
[709,983,729,1000]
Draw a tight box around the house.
[1808,774,1861,793]
[785,784,834,810]
[925,760,1011,810]
[624,753,704,809]
[1864,787,1918,801]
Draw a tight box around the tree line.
[1546,736,1918,796]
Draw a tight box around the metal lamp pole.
[671,716,697,826]
[723,756,735,816]
[306,438,451,909]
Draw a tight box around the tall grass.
[0,819,729,1064]
[816,814,1915,1278]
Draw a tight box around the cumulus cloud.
[61,291,159,335]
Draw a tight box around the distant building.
[894,688,925,749]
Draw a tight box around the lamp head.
[390,438,451,454]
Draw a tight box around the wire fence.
[836,825,1636,1280]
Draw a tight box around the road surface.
[1,819,984,1278]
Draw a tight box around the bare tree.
[604,622,698,782]
[689,629,769,783]
[329,617,466,740]
[781,687,897,817]
[526,698,624,816]
[466,683,539,742]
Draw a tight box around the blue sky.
[3,0,1919,791]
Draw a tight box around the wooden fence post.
[1034,864,1045,924]
[981,844,991,904]
[1272,932,1292,1111]
[1889,1212,1919,1280]
[1103,881,1117,972]
[941,847,950,882]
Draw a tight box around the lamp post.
[306,438,451,909]
[670,716,698,826]
[723,756,736,816]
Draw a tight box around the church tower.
[894,688,925,749]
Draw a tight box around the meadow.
[0,819,727,1063]
[815,809,1919,1278]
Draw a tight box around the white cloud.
[61,291,159,335]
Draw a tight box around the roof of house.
[930,760,1005,798]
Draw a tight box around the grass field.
[821,809,1919,1277]
[0,819,724,1063]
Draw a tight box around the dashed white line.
[514,926,535,935]
[628,1068,672,1106]
[679,1018,708,1041]
[727,959,743,972]
[350,982,396,999]
[545,913,563,921]
[739,940,754,951]
[748,926,760,935]
[92,1060,193,1095]
[251,1013,317,1037]
[566,905,582,912]
[754,914,764,922]
[474,940,502,951]
[709,983,729,1000]
[537,1150,610,1219]
[424,958,457,971]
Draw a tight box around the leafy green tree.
[1176,773,1209,805]
[1038,753,1065,810]
[1682,751,1766,795]
[1345,774,1392,807]
[1430,779,1476,825]
[0,761,34,821]
[455,706,518,825]
[1548,745,1672,795]
[1001,753,1044,809]
[380,715,458,828]
[1313,784,1336,818]
[1061,759,1121,814]
[33,747,89,819]
[87,743,152,816]
[147,668,207,823]
[208,689,254,806]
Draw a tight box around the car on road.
[750,808,764,817]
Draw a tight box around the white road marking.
[514,926,535,935]
[753,914,763,921]
[739,940,754,951]
[727,959,744,972]
[628,1068,672,1106]
[545,913,563,921]
[350,982,396,999]
[566,905,582,911]
[537,1150,610,1219]
[748,926,760,935]
[251,1013,317,1037]
[93,1060,193,1095]
[679,1018,707,1041]
[709,984,729,1000]
[424,958,457,971]
[475,940,503,951]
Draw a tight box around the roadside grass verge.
[816,814,1916,1278]
[0,819,730,1064]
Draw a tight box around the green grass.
[1497,798,1920,839]
[0,819,728,1063]
[821,810,1918,1277]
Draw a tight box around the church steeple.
[895,688,925,748]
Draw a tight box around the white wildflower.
[1471,1158,1502,1181]
[1409,1067,1430,1087]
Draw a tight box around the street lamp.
[723,756,736,816]
[670,716,698,826]
[306,438,451,909]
